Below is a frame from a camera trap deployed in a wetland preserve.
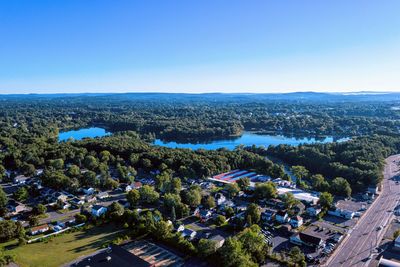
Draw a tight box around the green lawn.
[1,224,125,267]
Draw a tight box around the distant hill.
[0,91,399,103]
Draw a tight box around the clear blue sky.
[1,0,400,93]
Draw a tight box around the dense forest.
[1,93,400,143]
[247,134,400,192]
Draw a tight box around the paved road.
[326,155,400,267]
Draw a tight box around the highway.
[326,154,400,267]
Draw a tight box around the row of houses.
[29,217,77,236]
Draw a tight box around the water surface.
[59,127,110,142]
[154,132,349,150]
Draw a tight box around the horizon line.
[0,90,397,96]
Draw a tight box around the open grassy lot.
[1,224,125,267]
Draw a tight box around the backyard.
[0,224,125,267]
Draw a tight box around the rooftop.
[277,187,319,204]
[301,224,340,242]
[123,240,184,267]
[75,244,151,267]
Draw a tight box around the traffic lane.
[339,203,384,265]
[327,155,400,266]
[346,182,398,264]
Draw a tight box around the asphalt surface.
[326,155,400,267]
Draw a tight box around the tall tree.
[219,238,257,267]
[319,192,334,210]
[331,177,352,197]
[127,189,140,207]
[245,203,261,225]
[291,165,309,183]
[225,183,240,198]
[0,187,8,210]
[254,182,277,200]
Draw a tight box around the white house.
[328,208,355,219]
[13,175,30,184]
[83,187,95,195]
[30,224,50,235]
[215,193,227,206]
[85,195,97,203]
[176,225,185,232]
[97,191,109,199]
[91,205,107,217]
[124,184,132,192]
[181,229,197,240]
[59,202,71,210]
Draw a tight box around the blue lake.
[154,132,349,150]
[58,127,110,142]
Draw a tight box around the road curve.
[326,154,400,267]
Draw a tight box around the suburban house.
[83,187,95,195]
[70,198,85,206]
[7,200,27,215]
[30,224,50,235]
[215,193,227,206]
[181,229,197,240]
[290,216,304,228]
[59,201,71,210]
[199,210,213,222]
[367,185,378,194]
[123,184,132,192]
[85,195,97,203]
[307,206,322,217]
[54,192,68,202]
[261,209,275,222]
[276,210,289,223]
[210,235,225,248]
[57,217,76,228]
[293,202,306,214]
[41,187,55,198]
[13,175,30,184]
[176,225,185,232]
[92,205,108,217]
[35,169,44,176]
[327,208,355,219]
[290,232,324,248]
[332,233,344,243]
[273,178,296,188]
[97,191,109,199]
[132,182,142,190]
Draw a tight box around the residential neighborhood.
[1,161,399,267]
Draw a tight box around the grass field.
[1,224,125,267]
